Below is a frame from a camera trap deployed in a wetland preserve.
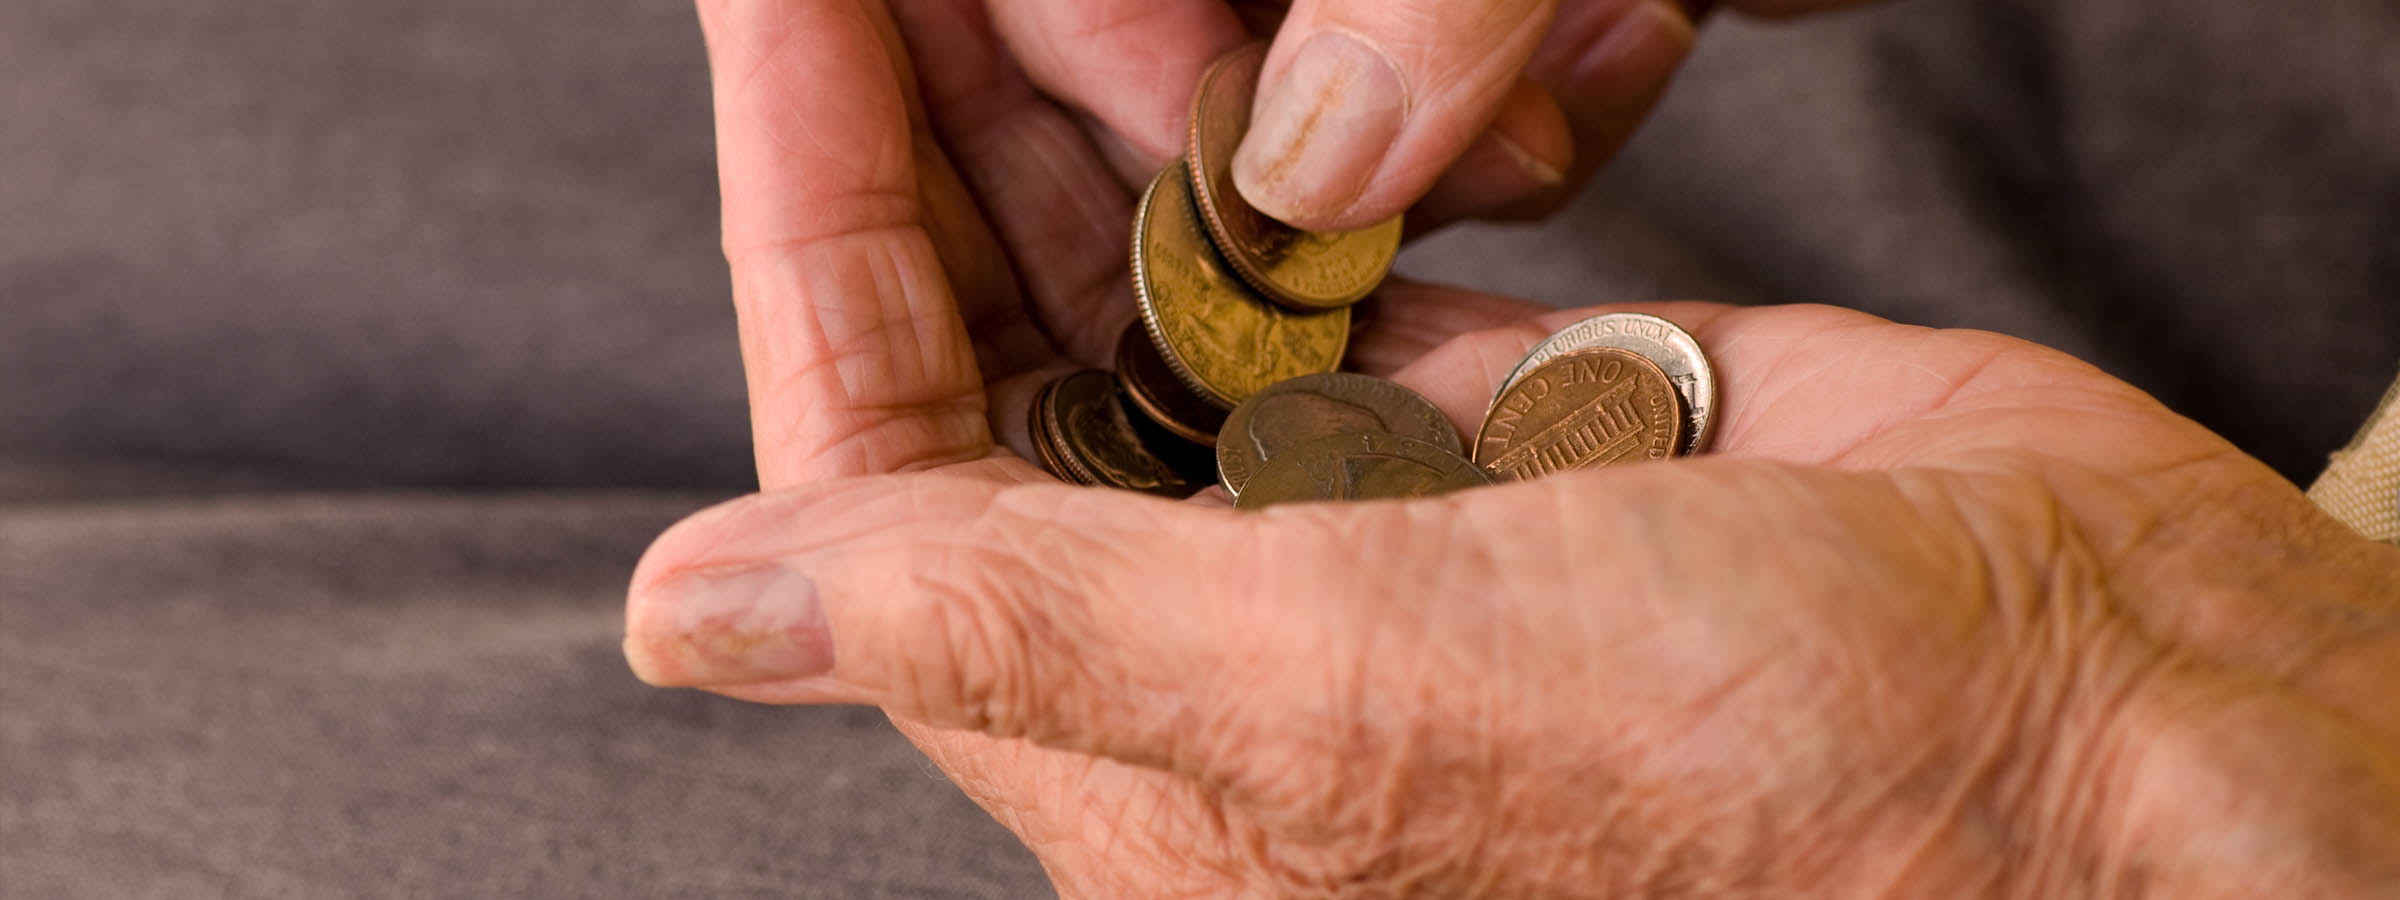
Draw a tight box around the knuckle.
[886,489,1141,746]
[890,544,1058,739]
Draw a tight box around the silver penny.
[1489,312,1717,455]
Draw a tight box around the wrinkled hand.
[980,0,1871,230]
[627,2,2400,896]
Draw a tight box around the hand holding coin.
[634,5,2400,897]
[961,0,1874,230]
[1037,44,1716,506]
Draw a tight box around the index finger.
[985,0,1252,168]
[699,0,993,485]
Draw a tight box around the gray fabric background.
[3,0,2395,897]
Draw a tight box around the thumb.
[1233,0,1571,229]
[622,473,1305,765]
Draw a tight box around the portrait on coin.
[1245,391,1386,462]
[1298,450,1447,502]
[1186,280,1292,382]
[1062,385,1180,491]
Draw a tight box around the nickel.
[1216,372,1459,498]
[1235,431,1491,510]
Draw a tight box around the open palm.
[628,2,2400,895]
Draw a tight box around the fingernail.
[625,565,834,687]
[1568,3,1694,112]
[1406,133,1565,228]
[1233,30,1408,225]
[1490,131,1566,188]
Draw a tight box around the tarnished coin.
[1034,369,1211,498]
[1114,321,1227,444]
[1235,431,1491,510]
[1025,378,1078,482]
[1117,394,1221,490]
[1491,312,1718,455]
[1134,159,1349,409]
[1187,43,1401,311]
[1474,348,1684,482]
[1216,372,1459,498]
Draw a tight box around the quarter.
[1133,159,1349,409]
[1235,431,1491,510]
[1187,43,1401,311]
[1216,372,1459,498]
[1474,348,1684,482]
[1490,312,1717,455]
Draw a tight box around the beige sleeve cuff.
[2308,370,2400,544]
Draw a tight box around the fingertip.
[706,677,860,706]
[1232,0,1570,230]
[1232,29,1409,230]
[623,633,676,687]
[1545,1,1695,148]
[985,0,1248,164]
[1408,79,1577,228]
[1483,77,1577,189]
[624,564,837,689]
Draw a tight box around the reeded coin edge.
[1130,161,1232,409]
[1184,44,1398,311]
[1120,369,1221,445]
[1113,326,1224,445]
[1182,43,1265,300]
[1487,312,1718,455]
[1473,347,1684,476]
[1132,160,1350,411]
[1027,375,1082,484]
[1046,370,1119,489]
[1046,369,1214,498]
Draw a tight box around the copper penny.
[1488,311,1718,456]
[1235,431,1491,510]
[1216,372,1459,499]
[1037,369,1211,498]
[1114,321,1227,444]
[1026,376,1079,483]
[1473,348,1684,482]
[1133,159,1348,409]
[1187,43,1401,311]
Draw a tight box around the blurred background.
[4,0,2395,896]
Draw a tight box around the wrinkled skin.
[916,0,1872,230]
[625,1,2400,896]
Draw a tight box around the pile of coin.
[1027,44,1718,507]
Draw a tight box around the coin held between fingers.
[1189,42,1401,311]
[1132,159,1349,410]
